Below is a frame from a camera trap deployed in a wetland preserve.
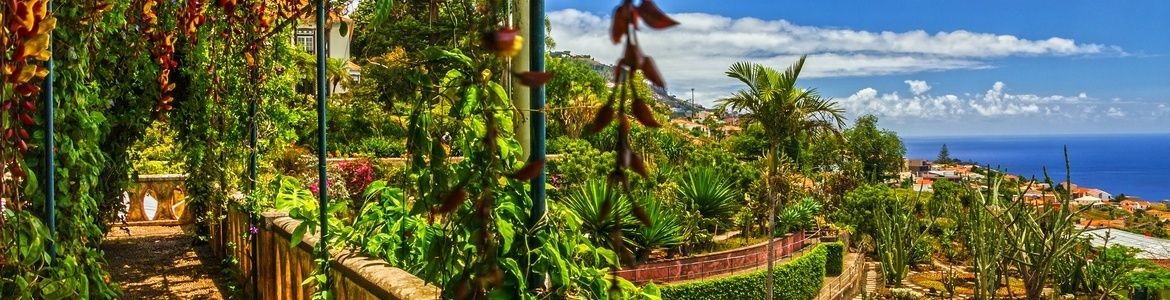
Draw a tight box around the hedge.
[659,243,828,300]
[824,242,845,276]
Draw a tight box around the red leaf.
[587,105,615,133]
[636,0,678,29]
[611,3,634,44]
[640,56,666,88]
[631,98,660,127]
[513,71,553,87]
[18,113,35,125]
[511,159,545,180]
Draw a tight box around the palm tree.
[716,56,845,299]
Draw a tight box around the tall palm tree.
[716,55,845,299]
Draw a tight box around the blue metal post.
[247,71,259,298]
[314,0,331,291]
[526,0,546,230]
[43,0,56,262]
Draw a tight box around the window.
[295,28,315,54]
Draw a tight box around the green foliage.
[835,184,895,242]
[777,197,822,235]
[844,115,905,183]
[718,56,845,168]
[824,242,845,276]
[1086,244,1147,298]
[547,137,613,191]
[675,167,741,224]
[659,243,828,300]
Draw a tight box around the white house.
[1073,195,1105,206]
[294,16,360,91]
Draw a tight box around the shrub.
[356,136,405,157]
[659,243,828,300]
[824,242,845,276]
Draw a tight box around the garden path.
[102,225,229,299]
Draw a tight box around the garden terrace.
[12,0,1158,299]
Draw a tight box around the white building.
[293,16,360,92]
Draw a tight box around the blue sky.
[546,1,1170,136]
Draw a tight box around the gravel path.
[103,226,230,299]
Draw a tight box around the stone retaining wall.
[211,207,441,299]
[615,231,813,284]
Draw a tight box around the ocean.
[903,134,1170,201]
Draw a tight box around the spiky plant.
[874,194,930,286]
[629,194,683,261]
[562,179,636,247]
[675,167,740,224]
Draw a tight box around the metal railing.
[816,251,866,300]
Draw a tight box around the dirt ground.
[103,226,231,299]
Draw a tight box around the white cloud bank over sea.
[548,9,1122,106]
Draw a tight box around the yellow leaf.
[34,66,48,79]
[33,0,47,19]
[24,33,49,61]
[36,17,55,35]
[18,65,36,82]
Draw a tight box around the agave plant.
[628,194,683,261]
[561,179,636,246]
[675,167,740,225]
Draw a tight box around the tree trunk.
[765,148,776,300]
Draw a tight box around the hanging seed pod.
[587,105,615,133]
[621,42,643,68]
[636,0,678,29]
[510,159,544,180]
[631,205,651,226]
[512,71,553,87]
[640,56,666,88]
[629,152,648,177]
[610,2,633,44]
[630,98,660,127]
[436,186,469,214]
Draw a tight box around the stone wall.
[211,207,441,299]
[615,231,813,284]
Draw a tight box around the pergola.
[33,0,552,294]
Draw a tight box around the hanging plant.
[586,0,677,260]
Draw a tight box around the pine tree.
[937,144,952,164]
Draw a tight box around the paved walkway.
[102,226,229,299]
[852,261,882,300]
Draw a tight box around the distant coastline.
[904,133,1170,201]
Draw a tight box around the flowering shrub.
[337,159,375,196]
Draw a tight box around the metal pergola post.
[247,69,259,298]
[313,0,331,291]
[525,0,546,235]
[43,0,56,262]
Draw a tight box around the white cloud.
[548,9,1119,105]
[841,81,1095,120]
[905,80,931,95]
[1106,107,1126,118]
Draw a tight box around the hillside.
[551,51,707,117]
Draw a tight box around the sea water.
[903,134,1170,201]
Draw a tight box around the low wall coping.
[263,213,442,299]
